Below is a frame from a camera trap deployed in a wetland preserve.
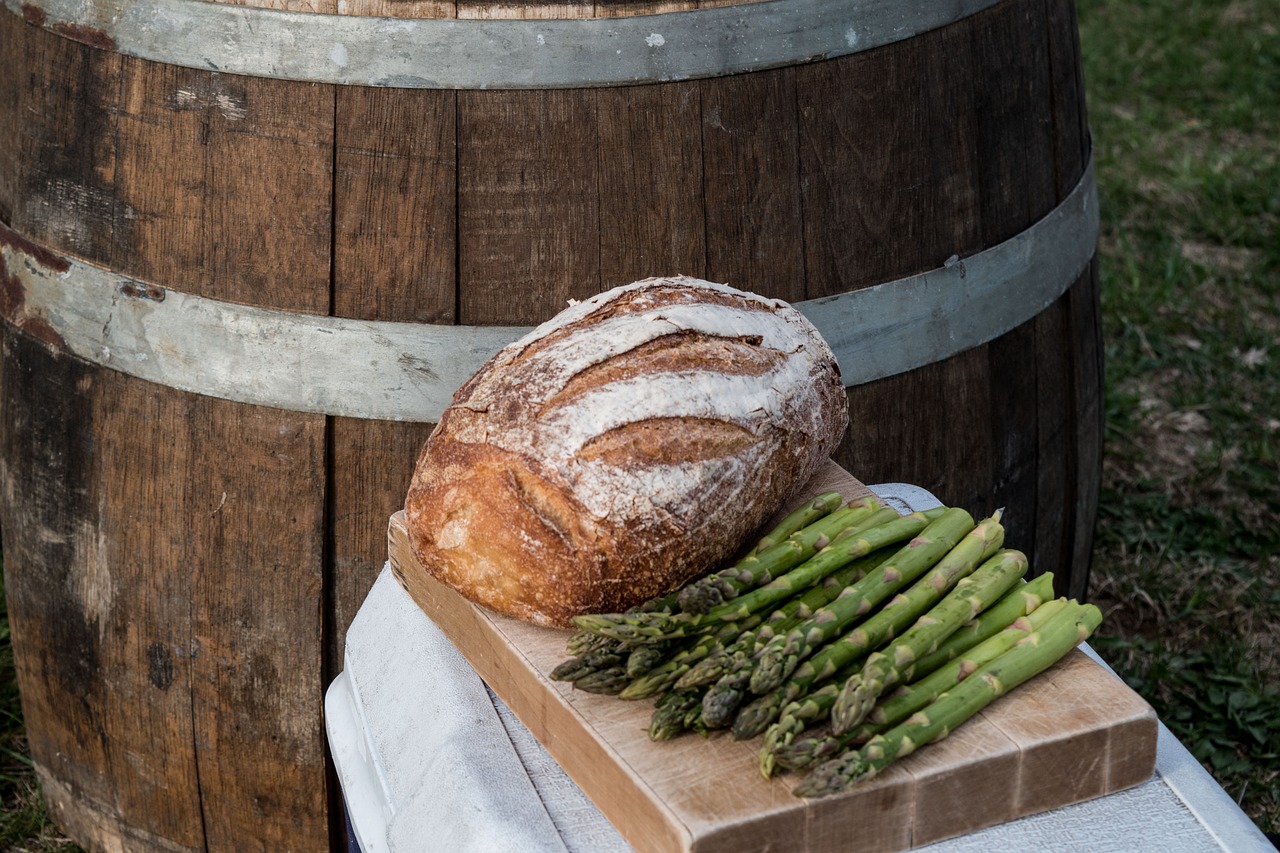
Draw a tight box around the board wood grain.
[386,461,1158,853]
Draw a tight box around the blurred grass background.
[2,0,1278,847]
[1078,0,1279,833]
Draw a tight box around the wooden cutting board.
[387,461,1158,853]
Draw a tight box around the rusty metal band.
[5,0,1002,89]
[0,157,1097,423]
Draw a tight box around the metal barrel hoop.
[0,157,1098,423]
[6,0,1003,88]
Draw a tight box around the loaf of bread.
[404,276,849,628]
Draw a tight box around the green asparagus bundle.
[757,539,1021,768]
[689,540,899,683]
[552,484,1100,800]
[558,505,897,704]
[575,554,887,703]
[792,601,1103,798]
[731,513,1007,739]
[630,544,894,709]
[829,548,1029,734]
[748,508,980,695]
[773,600,1069,772]
[757,563,1049,768]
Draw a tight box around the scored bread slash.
[404,276,849,628]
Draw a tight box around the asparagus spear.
[750,492,847,554]
[676,637,746,692]
[700,510,944,624]
[572,666,632,695]
[574,509,942,643]
[625,642,673,680]
[561,571,770,683]
[731,688,792,741]
[757,537,1018,758]
[551,645,626,682]
[677,548,877,691]
[909,572,1056,679]
[564,587,684,655]
[677,496,881,615]
[649,689,706,741]
[829,548,1029,734]
[730,513,1007,739]
[558,584,696,679]
[768,589,1059,773]
[793,602,1103,798]
[565,630,618,657]
[748,508,979,695]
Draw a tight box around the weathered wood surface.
[0,0,1100,849]
[386,461,1158,853]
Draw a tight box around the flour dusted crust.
[404,276,849,628]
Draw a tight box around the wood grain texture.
[0,14,22,226]
[986,649,1158,813]
[1068,259,1104,600]
[0,333,147,849]
[0,11,122,262]
[1045,0,1103,600]
[595,82,706,287]
[186,399,328,852]
[699,67,805,303]
[907,714,1021,847]
[109,55,334,853]
[387,462,1157,853]
[795,21,996,518]
[971,0,1067,597]
[334,87,457,325]
[457,88,602,324]
[329,84,457,676]
[0,21,334,852]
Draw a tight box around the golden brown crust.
[404,276,848,628]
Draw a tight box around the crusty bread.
[404,276,849,628]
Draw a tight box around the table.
[325,485,1273,853]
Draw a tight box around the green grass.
[1078,0,1280,833]
[1,0,1278,846]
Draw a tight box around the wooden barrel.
[0,0,1100,849]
